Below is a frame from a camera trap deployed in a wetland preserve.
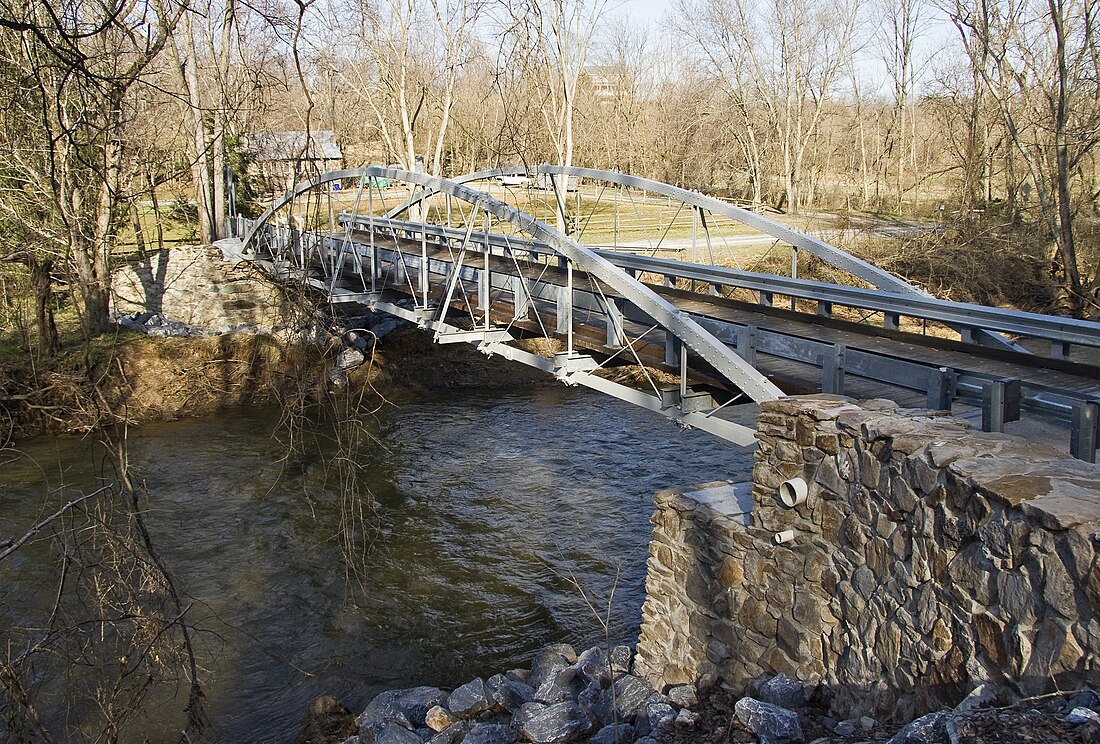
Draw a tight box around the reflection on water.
[0,385,754,742]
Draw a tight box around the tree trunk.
[212,118,226,242]
[70,240,112,339]
[28,256,59,356]
[171,12,214,244]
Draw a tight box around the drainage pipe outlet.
[778,477,808,507]
[773,530,796,545]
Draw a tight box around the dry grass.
[858,227,1056,312]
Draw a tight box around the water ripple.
[0,385,753,742]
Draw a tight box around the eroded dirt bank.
[0,326,554,445]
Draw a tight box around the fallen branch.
[0,485,112,562]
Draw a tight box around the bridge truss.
[235,165,1100,459]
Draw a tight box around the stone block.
[801,447,825,465]
[685,567,711,606]
[739,597,778,638]
[486,675,535,714]
[815,434,839,455]
[1058,529,1097,582]
[755,464,789,491]
[426,705,457,732]
[839,516,867,550]
[513,701,592,743]
[361,721,424,744]
[768,580,796,611]
[837,581,867,614]
[814,455,844,497]
[358,687,449,733]
[859,451,882,488]
[428,721,472,744]
[776,617,808,661]
[734,697,805,743]
[795,418,817,446]
[587,723,635,744]
[758,422,794,438]
[873,513,894,539]
[973,612,1007,670]
[866,540,892,580]
[996,569,1038,625]
[705,639,729,665]
[717,557,745,589]
[889,528,912,562]
[592,675,656,725]
[903,454,940,495]
[1041,556,1079,620]
[1018,618,1071,695]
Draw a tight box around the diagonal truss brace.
[244,166,784,405]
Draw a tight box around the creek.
[0,385,753,742]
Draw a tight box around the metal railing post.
[822,344,846,394]
[737,325,757,367]
[1070,401,1099,462]
[605,297,625,348]
[981,377,1021,432]
[926,367,955,410]
[556,280,572,337]
[512,275,529,321]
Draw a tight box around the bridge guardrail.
[337,214,1100,353]
[240,214,1100,458]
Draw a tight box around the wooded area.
[1,0,1099,360]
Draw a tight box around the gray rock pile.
[326,310,411,386]
[298,662,1100,744]
[326,643,708,744]
[674,676,1100,744]
[113,310,267,338]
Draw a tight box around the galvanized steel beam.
[243,167,783,404]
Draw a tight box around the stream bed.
[0,385,754,742]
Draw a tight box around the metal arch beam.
[372,163,928,294]
[243,166,784,403]
[383,166,532,219]
[388,164,1023,352]
[530,167,914,292]
[535,165,1023,353]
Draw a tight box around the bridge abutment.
[634,394,1100,722]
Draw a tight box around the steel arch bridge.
[232,164,1100,459]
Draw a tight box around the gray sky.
[612,0,962,98]
[621,0,672,24]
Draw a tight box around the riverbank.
[293,641,1100,744]
[1,240,559,445]
[0,322,556,445]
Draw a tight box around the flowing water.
[0,385,754,742]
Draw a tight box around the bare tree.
[0,0,184,338]
[163,0,237,243]
[676,0,857,213]
[335,0,484,175]
[501,0,609,172]
[880,0,928,210]
[949,0,1100,314]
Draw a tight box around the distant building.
[246,130,344,192]
[582,66,622,101]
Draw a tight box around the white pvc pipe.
[773,530,796,545]
[778,477,808,507]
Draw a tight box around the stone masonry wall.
[634,395,1100,723]
[113,244,289,331]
